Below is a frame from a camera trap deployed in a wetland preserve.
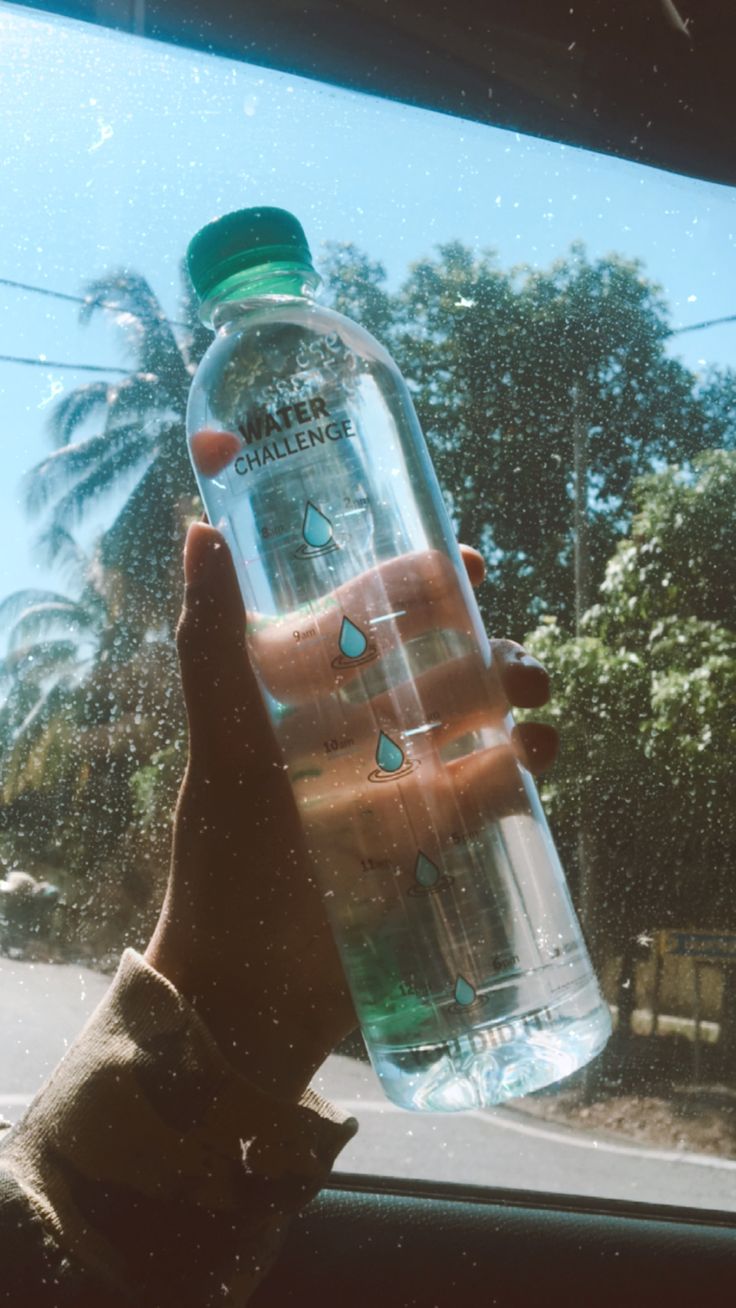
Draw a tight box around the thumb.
[177,523,279,773]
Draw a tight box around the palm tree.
[0,523,182,796]
[23,263,209,630]
[0,534,101,784]
[0,531,183,953]
[0,527,148,797]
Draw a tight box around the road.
[2,957,735,1212]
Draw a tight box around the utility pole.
[572,381,598,1099]
[572,382,592,630]
[572,380,595,952]
[572,381,596,946]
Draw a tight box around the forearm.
[0,950,357,1307]
[144,927,334,1105]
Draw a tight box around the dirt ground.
[516,1086,736,1159]
[515,1032,736,1159]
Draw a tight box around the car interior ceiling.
[11,1,736,1304]
[23,0,736,186]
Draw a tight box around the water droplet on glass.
[376,731,405,773]
[415,851,440,887]
[338,616,368,659]
[454,975,476,1006]
[302,501,333,548]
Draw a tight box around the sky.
[1,0,735,606]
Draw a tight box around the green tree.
[28,241,736,648]
[8,239,736,969]
[0,536,183,958]
[2,263,209,953]
[525,451,736,979]
[592,449,736,641]
[319,241,736,639]
[0,531,112,798]
[318,242,395,340]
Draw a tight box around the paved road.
[2,957,735,1212]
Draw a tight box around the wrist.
[144,940,325,1102]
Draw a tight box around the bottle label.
[225,389,358,493]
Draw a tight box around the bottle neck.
[201,262,321,329]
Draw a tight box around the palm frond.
[0,682,40,742]
[6,601,97,652]
[46,448,153,536]
[155,419,194,482]
[46,374,165,456]
[105,373,165,427]
[23,426,155,517]
[46,381,112,448]
[101,451,188,611]
[0,639,81,683]
[79,269,162,329]
[33,525,91,583]
[1,678,79,794]
[0,588,79,631]
[2,664,77,748]
[78,271,188,395]
[177,257,211,370]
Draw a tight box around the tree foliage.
[377,243,736,636]
[525,451,736,959]
[1,239,734,976]
[23,262,204,633]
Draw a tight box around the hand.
[145,524,557,1102]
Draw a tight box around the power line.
[0,354,132,375]
[6,272,736,339]
[4,277,734,378]
[0,277,190,329]
[0,272,191,374]
[668,314,736,336]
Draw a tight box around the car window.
[1,0,735,1213]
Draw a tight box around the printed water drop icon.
[302,501,333,549]
[375,731,405,774]
[367,728,414,783]
[408,849,452,897]
[454,975,477,1007]
[415,852,440,889]
[338,616,368,660]
[331,614,376,670]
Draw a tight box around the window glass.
[1,1,735,1211]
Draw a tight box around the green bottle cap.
[187,206,314,302]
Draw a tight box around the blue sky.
[1,0,736,605]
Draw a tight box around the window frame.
[5,0,736,1230]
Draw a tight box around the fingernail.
[190,428,243,478]
[520,653,545,672]
[184,522,218,589]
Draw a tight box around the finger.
[190,428,243,478]
[250,550,473,704]
[178,523,279,772]
[279,657,508,772]
[347,642,551,751]
[442,741,543,825]
[459,544,485,588]
[492,638,551,708]
[511,721,559,774]
[299,737,534,867]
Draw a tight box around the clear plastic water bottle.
[185,207,611,1112]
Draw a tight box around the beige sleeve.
[0,949,358,1306]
